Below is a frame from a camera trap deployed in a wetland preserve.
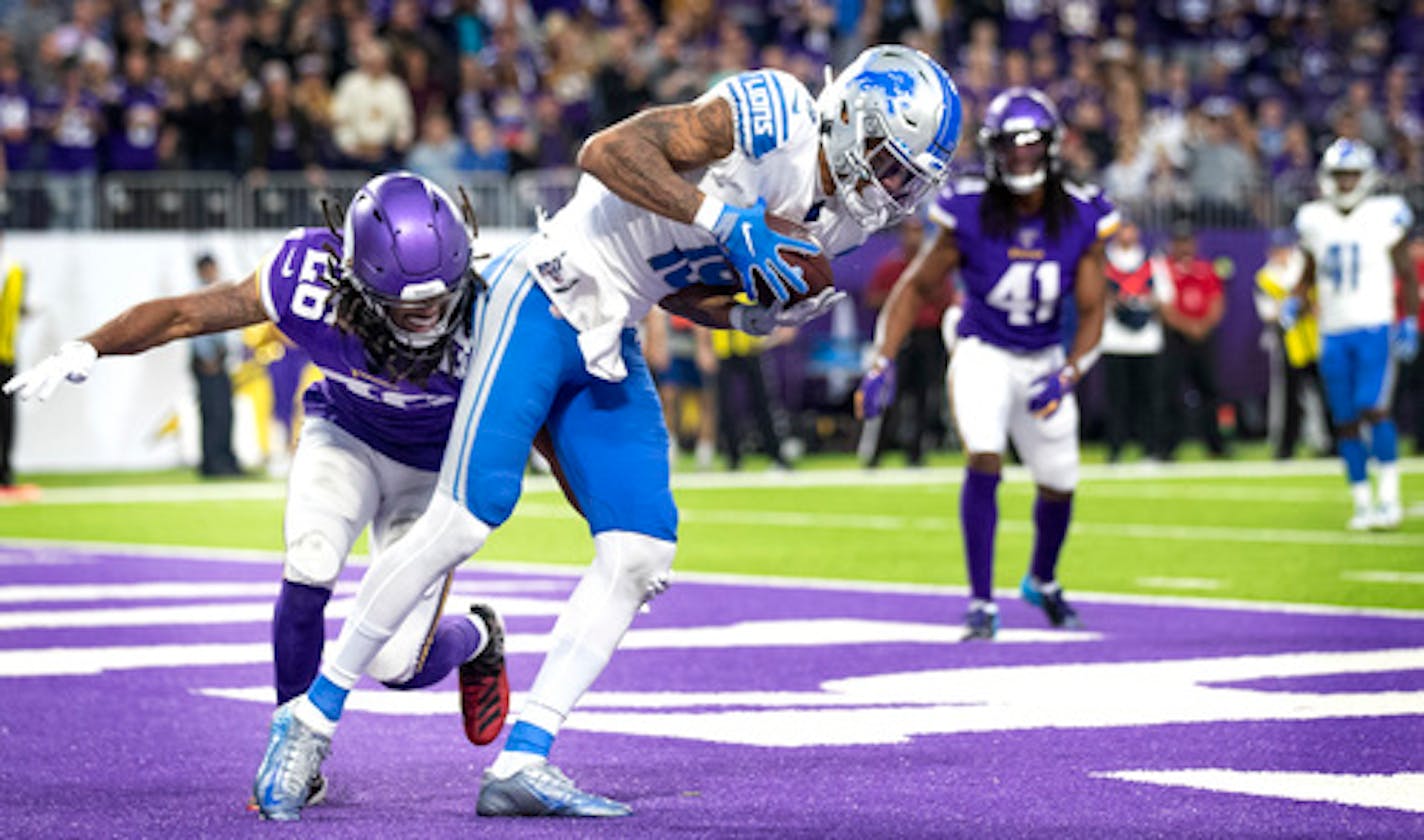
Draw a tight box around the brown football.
[756,215,834,305]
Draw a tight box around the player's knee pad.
[284,530,344,589]
[592,530,676,605]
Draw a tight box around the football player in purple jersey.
[2,171,569,798]
[856,88,1118,640]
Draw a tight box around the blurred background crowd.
[0,0,1421,229]
[1,0,1422,473]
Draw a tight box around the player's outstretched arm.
[855,227,959,420]
[3,272,269,401]
[82,272,269,356]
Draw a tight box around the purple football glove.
[1027,367,1075,419]
[857,357,897,419]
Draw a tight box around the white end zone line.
[2,536,1422,621]
[8,456,1424,506]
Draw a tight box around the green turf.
[2,455,1422,611]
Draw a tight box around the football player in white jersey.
[1288,139,1419,529]
[252,45,962,821]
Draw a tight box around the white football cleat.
[1372,502,1403,531]
[1346,508,1378,531]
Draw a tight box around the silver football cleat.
[476,760,632,818]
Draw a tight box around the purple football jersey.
[929,178,1118,352]
[106,83,164,171]
[259,227,465,471]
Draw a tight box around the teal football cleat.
[252,701,332,821]
[961,601,999,641]
[1021,575,1082,629]
[476,761,632,817]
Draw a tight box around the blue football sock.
[307,674,349,722]
[1370,419,1398,464]
[1339,436,1368,484]
[504,720,554,757]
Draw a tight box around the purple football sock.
[1030,495,1073,585]
[384,614,484,690]
[960,468,1001,602]
[272,580,332,706]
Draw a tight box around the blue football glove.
[1278,296,1303,331]
[1027,367,1075,419]
[856,356,897,419]
[1395,317,1420,363]
[697,196,817,304]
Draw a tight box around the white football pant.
[283,416,453,684]
[948,336,1080,493]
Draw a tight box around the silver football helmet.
[1317,137,1378,211]
[817,45,963,231]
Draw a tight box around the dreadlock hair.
[319,196,478,385]
[978,169,1076,244]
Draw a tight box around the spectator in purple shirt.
[40,59,103,229]
[0,57,32,177]
[1399,0,1424,58]
[105,50,165,172]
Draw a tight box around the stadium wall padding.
[6,227,1271,472]
[6,228,531,473]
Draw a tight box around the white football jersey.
[1293,194,1413,335]
[532,69,868,377]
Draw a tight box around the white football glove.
[729,288,848,337]
[2,340,99,401]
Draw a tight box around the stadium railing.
[1,168,1417,232]
[0,167,584,232]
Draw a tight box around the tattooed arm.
[83,272,271,356]
[576,97,736,225]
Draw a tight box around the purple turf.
[0,543,1421,838]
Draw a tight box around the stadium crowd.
[0,0,1420,229]
[1,0,1422,465]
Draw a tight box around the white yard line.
[2,537,1421,620]
[7,457,1424,506]
[1342,570,1424,586]
[508,501,1424,550]
[1135,577,1226,591]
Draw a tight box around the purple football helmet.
[342,172,476,350]
[979,87,1062,195]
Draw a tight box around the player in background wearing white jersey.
[251,45,962,821]
[1288,139,1419,530]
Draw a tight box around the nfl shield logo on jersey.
[536,252,577,292]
